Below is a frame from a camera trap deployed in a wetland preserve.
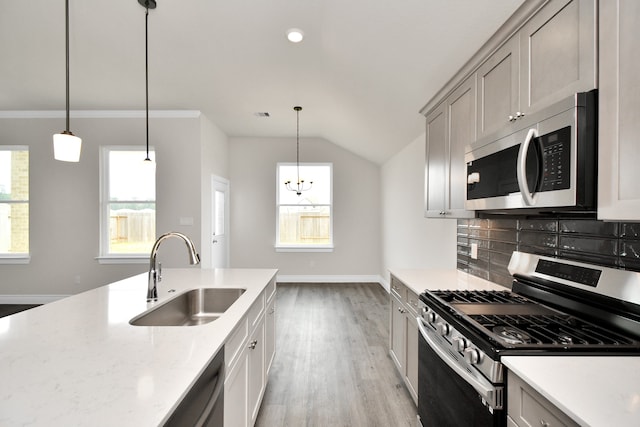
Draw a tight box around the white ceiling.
[0,0,523,164]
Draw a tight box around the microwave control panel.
[539,126,571,192]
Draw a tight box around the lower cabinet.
[389,275,419,405]
[508,371,579,427]
[224,279,276,427]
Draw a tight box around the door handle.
[517,128,538,206]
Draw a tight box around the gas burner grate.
[469,314,636,346]
[431,290,530,304]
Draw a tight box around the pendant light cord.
[144,6,150,161]
[65,0,70,132]
[296,107,300,184]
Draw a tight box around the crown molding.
[0,110,201,119]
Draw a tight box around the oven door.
[417,318,505,427]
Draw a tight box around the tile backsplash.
[457,217,640,287]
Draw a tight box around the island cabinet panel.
[598,0,640,220]
[425,75,476,219]
[388,275,418,405]
[224,282,275,427]
[265,294,276,376]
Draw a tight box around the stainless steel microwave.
[465,90,597,211]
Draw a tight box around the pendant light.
[139,0,156,165]
[284,106,313,196]
[53,0,82,162]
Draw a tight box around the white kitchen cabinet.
[476,0,596,139]
[265,292,276,377]
[248,320,265,425]
[224,279,276,427]
[389,275,418,405]
[598,0,640,221]
[424,75,476,219]
[508,372,579,427]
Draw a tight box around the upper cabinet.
[477,0,597,140]
[519,0,597,114]
[477,36,520,140]
[425,76,476,218]
[422,0,597,219]
[598,0,640,221]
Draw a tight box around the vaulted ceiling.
[0,0,523,164]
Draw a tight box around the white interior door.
[211,176,229,268]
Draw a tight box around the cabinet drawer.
[265,278,276,303]
[390,277,406,301]
[406,289,420,317]
[508,372,579,427]
[247,291,265,331]
[225,317,248,371]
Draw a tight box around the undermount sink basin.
[130,288,246,326]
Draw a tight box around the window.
[100,147,155,260]
[0,147,29,261]
[276,163,332,251]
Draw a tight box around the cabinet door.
[265,296,276,377]
[447,76,477,218]
[520,0,596,114]
[404,313,419,405]
[224,348,249,427]
[248,320,265,425]
[424,103,448,217]
[598,0,640,221]
[389,294,405,373]
[477,35,520,139]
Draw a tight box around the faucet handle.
[158,263,162,282]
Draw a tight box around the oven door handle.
[517,128,538,206]
[417,318,502,410]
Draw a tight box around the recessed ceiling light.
[286,28,304,43]
[254,112,270,117]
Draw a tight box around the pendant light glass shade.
[54,0,81,162]
[53,131,82,162]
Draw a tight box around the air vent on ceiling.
[254,112,270,117]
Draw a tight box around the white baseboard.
[276,274,385,287]
[0,295,69,304]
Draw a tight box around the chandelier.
[284,106,313,196]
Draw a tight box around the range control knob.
[436,322,450,337]
[426,311,438,324]
[464,348,481,365]
[453,337,468,352]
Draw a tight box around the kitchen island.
[0,268,277,426]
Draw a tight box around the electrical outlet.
[470,243,478,260]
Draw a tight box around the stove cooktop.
[421,289,640,353]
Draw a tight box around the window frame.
[0,145,30,264]
[97,146,156,264]
[275,162,334,252]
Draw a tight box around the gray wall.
[229,136,381,280]
[380,133,457,287]
[0,113,228,300]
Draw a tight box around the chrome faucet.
[147,232,200,302]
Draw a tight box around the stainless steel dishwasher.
[164,346,224,427]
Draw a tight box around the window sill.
[275,245,334,253]
[96,255,149,265]
[0,255,31,264]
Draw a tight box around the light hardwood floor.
[255,283,418,427]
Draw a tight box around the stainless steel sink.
[129,288,246,326]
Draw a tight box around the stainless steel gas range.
[416,251,640,427]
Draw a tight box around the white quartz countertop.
[389,268,508,295]
[0,268,277,427]
[504,356,640,427]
